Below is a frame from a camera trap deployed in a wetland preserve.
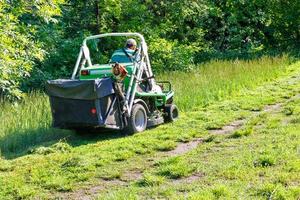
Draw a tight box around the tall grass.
[0,56,292,156]
[0,93,71,157]
[159,56,290,110]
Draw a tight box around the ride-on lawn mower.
[46,33,178,133]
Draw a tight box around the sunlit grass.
[159,56,290,110]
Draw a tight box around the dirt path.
[166,138,203,156]
[165,93,300,158]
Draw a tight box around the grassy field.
[0,56,300,199]
[0,56,290,156]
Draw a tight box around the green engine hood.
[79,63,134,87]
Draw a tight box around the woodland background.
[0,0,299,100]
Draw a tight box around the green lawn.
[0,57,299,199]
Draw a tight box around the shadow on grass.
[0,127,125,160]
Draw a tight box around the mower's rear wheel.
[164,104,179,122]
[125,103,147,134]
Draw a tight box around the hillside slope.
[1,61,300,199]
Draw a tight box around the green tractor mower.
[46,33,179,133]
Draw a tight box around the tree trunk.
[95,0,100,33]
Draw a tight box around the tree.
[0,0,64,100]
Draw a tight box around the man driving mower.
[110,38,162,94]
[109,38,139,116]
[110,38,139,63]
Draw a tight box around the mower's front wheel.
[125,103,147,134]
[164,104,179,122]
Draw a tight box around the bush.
[149,38,199,72]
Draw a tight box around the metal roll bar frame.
[71,32,156,115]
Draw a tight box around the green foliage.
[0,4,40,100]
[0,0,64,100]
[149,38,199,71]
[1,0,300,100]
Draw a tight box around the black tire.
[125,103,147,134]
[164,104,179,122]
